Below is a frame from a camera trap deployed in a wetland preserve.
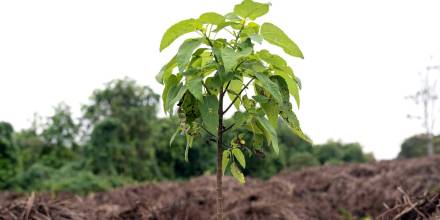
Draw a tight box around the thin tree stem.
[216,85,225,220]
[223,78,255,114]
[223,123,235,133]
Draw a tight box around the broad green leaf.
[234,0,269,20]
[230,162,245,184]
[255,72,283,103]
[275,70,300,107]
[199,95,219,135]
[160,19,202,52]
[162,74,180,112]
[199,12,225,25]
[186,77,203,101]
[176,38,203,72]
[221,46,252,73]
[261,102,278,128]
[166,83,187,114]
[240,60,266,76]
[222,150,230,175]
[242,22,260,36]
[249,34,263,44]
[227,79,242,109]
[232,111,248,127]
[242,95,256,111]
[257,49,300,107]
[156,56,177,84]
[270,75,290,102]
[261,22,304,58]
[232,148,246,168]
[221,47,238,72]
[214,21,239,32]
[205,74,222,95]
[224,12,241,22]
[256,116,279,154]
[280,109,311,143]
[238,46,253,58]
[257,49,287,67]
[252,95,270,103]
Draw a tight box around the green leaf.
[230,162,245,184]
[255,72,283,103]
[199,12,225,25]
[186,77,203,101]
[274,70,300,107]
[166,83,187,114]
[214,21,240,32]
[176,38,203,72]
[162,74,180,112]
[250,34,263,44]
[232,148,246,168]
[205,75,221,95]
[221,46,252,73]
[257,49,300,107]
[252,95,270,103]
[185,134,194,161]
[261,102,278,128]
[242,95,256,111]
[222,150,230,175]
[280,110,311,143]
[199,95,219,135]
[156,56,177,84]
[256,116,279,154]
[261,22,304,58]
[170,128,180,147]
[227,79,242,109]
[221,47,238,72]
[232,111,248,127]
[160,19,202,52]
[225,12,241,22]
[257,49,287,67]
[234,0,269,20]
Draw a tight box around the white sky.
[1,0,440,159]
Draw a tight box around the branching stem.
[223,78,255,114]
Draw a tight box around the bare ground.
[1,156,440,220]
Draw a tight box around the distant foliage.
[0,122,16,189]
[398,134,440,159]
[0,78,373,194]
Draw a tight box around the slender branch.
[234,59,247,72]
[224,28,236,38]
[223,78,255,114]
[201,126,229,148]
[223,123,235,133]
[234,21,246,50]
[207,24,213,38]
[223,81,231,96]
[202,32,220,64]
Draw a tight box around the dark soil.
[1,156,440,220]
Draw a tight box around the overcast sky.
[1,0,440,159]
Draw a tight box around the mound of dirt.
[1,156,440,220]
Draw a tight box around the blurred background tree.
[398,134,440,159]
[0,77,374,194]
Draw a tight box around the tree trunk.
[216,90,224,220]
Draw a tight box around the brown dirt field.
[1,156,440,220]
